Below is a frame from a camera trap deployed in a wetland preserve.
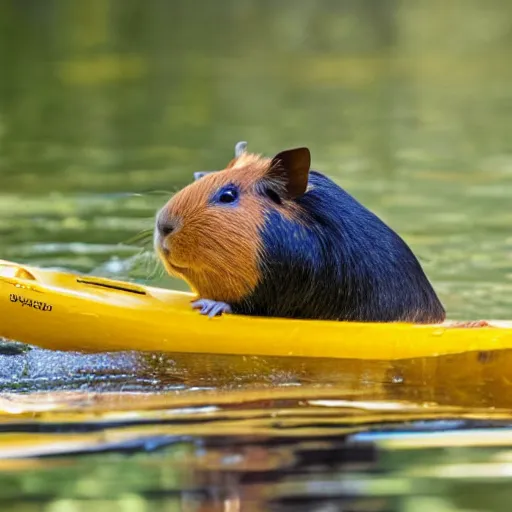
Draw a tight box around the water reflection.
[1,346,512,509]
[0,386,512,511]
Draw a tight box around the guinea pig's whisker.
[148,259,165,281]
[122,229,154,248]
[136,249,163,279]
[122,247,163,283]
[137,189,174,196]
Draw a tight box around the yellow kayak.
[0,259,511,360]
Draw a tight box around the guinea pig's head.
[154,142,311,302]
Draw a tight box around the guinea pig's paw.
[191,299,232,318]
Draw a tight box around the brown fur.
[156,152,298,303]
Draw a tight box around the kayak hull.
[0,259,511,360]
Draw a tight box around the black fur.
[232,171,445,323]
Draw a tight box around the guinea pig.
[154,142,446,323]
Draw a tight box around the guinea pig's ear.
[269,147,311,199]
[194,171,215,181]
[226,141,248,169]
[234,141,247,157]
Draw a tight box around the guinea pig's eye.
[219,189,238,203]
[213,185,239,205]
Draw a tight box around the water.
[1,0,512,510]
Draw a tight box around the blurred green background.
[1,0,512,319]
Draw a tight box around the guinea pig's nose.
[157,218,176,237]
[156,212,180,238]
